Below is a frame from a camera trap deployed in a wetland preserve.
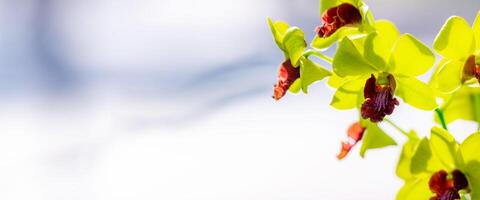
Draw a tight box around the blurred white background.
[0,0,479,199]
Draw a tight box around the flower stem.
[435,108,448,130]
[303,49,333,63]
[384,118,409,137]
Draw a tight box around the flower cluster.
[267,0,480,199]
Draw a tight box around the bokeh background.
[1,0,479,199]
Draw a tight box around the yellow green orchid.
[434,86,480,125]
[267,18,331,100]
[396,128,480,200]
[432,12,480,94]
[329,20,437,122]
[312,0,375,51]
[266,1,480,198]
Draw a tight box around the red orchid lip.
[462,55,480,84]
[451,169,468,191]
[429,170,449,195]
[273,60,300,101]
[429,170,469,200]
[361,74,399,123]
[316,3,362,38]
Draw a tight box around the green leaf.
[333,37,376,77]
[430,127,459,170]
[267,17,290,51]
[330,76,365,110]
[395,76,438,110]
[359,122,397,157]
[363,32,391,70]
[434,60,464,94]
[299,58,332,93]
[473,11,480,51]
[433,16,475,61]
[288,79,302,93]
[389,34,435,76]
[311,27,361,51]
[283,27,307,66]
[396,131,420,180]
[396,176,433,200]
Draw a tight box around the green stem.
[303,49,333,63]
[435,108,448,131]
[384,118,409,137]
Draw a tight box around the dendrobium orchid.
[337,122,365,159]
[396,128,480,200]
[311,0,375,50]
[266,1,480,198]
[433,86,480,125]
[268,18,331,100]
[273,60,300,100]
[337,121,396,160]
[428,169,469,200]
[330,20,437,122]
[432,12,480,94]
[316,3,362,38]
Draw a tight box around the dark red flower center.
[462,55,480,84]
[273,60,300,100]
[315,3,362,38]
[429,170,469,200]
[438,189,460,200]
[337,122,366,160]
[361,74,399,122]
